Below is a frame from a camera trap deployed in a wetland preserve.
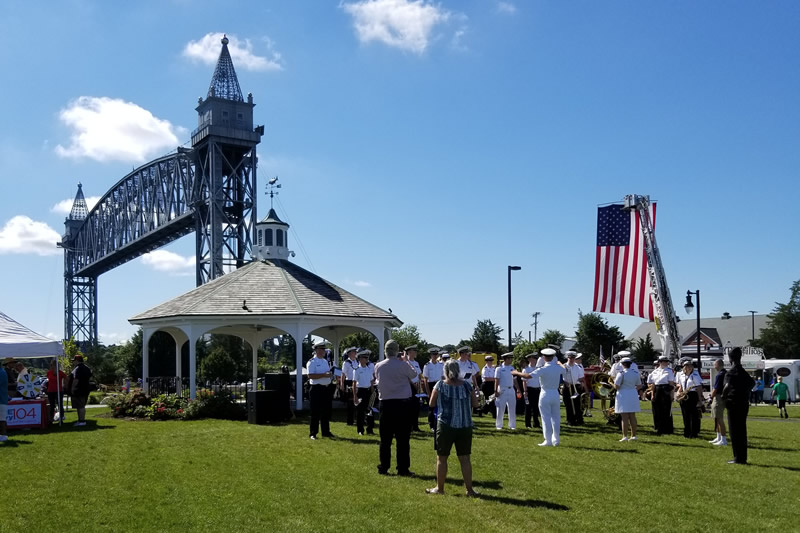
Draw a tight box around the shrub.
[106,391,151,417]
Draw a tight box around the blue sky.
[0,1,798,349]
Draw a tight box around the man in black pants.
[374,340,416,476]
[340,347,359,426]
[723,347,755,465]
[648,355,676,435]
[522,353,541,429]
[307,342,335,440]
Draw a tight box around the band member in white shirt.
[494,353,519,430]
[353,350,376,435]
[513,348,565,446]
[677,359,704,439]
[423,348,444,431]
[481,355,497,417]
[307,341,335,440]
[405,345,423,432]
[456,346,481,416]
[562,351,587,426]
[523,353,541,429]
[648,355,676,435]
[340,347,359,426]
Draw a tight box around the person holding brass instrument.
[340,347,359,426]
[648,355,675,435]
[676,360,704,439]
[423,348,444,432]
[562,351,586,426]
[481,355,497,418]
[405,345,423,432]
[613,357,641,441]
[354,350,376,436]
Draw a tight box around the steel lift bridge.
[60,36,264,346]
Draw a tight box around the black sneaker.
[377,466,389,475]
[397,470,415,477]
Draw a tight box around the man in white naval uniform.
[513,348,565,446]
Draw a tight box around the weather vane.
[266,176,281,209]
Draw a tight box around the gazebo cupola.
[253,208,292,260]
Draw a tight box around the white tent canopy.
[0,311,63,358]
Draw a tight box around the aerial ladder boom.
[623,195,682,361]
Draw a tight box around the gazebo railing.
[146,377,263,400]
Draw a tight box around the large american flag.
[593,203,656,320]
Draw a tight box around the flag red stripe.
[593,247,602,311]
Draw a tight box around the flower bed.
[104,389,245,421]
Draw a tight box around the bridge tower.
[192,35,263,284]
[62,183,97,347]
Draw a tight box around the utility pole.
[530,312,541,341]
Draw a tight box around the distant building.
[628,314,770,357]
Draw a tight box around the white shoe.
[619,437,628,442]
[709,437,720,444]
[551,441,559,447]
[714,440,728,446]
[629,436,637,441]
[74,421,86,427]
[0,435,8,442]
[538,441,552,447]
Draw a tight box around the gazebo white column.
[252,342,259,388]
[142,328,154,394]
[295,337,304,411]
[189,338,197,399]
[175,339,183,396]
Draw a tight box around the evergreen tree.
[753,280,800,357]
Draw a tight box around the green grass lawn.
[1,404,798,532]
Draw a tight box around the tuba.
[591,372,615,400]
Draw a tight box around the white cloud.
[341,0,452,54]
[496,1,516,14]
[55,97,183,164]
[353,280,372,287]
[99,331,126,345]
[0,216,61,256]
[51,196,101,216]
[140,250,194,275]
[183,33,283,71]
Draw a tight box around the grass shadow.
[414,474,503,490]
[749,445,799,452]
[568,446,640,453]
[38,421,116,434]
[749,463,800,473]
[0,439,33,447]
[471,493,570,510]
[333,436,380,446]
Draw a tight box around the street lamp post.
[748,310,757,344]
[684,290,701,372]
[508,266,521,351]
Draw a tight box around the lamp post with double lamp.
[508,266,522,351]
[684,290,701,372]
[748,310,757,344]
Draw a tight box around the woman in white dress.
[613,357,641,442]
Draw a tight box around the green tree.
[632,333,660,362]
[339,332,379,359]
[573,311,628,366]
[200,346,237,381]
[391,324,430,366]
[753,280,800,357]
[538,330,567,351]
[470,319,503,355]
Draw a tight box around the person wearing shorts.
[709,359,728,446]
[426,359,479,496]
[772,376,790,418]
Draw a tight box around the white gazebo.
[129,209,401,410]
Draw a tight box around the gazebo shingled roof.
[131,259,395,321]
